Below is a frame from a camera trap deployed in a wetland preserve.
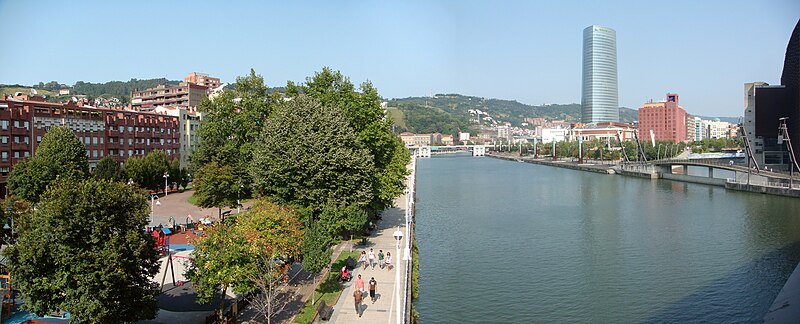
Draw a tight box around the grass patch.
[294,250,360,323]
[187,193,197,206]
[387,107,407,130]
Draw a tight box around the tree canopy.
[7,126,88,204]
[3,178,160,322]
[193,161,239,220]
[249,95,375,211]
[287,67,410,213]
[93,155,122,181]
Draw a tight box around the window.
[24,136,28,144]
[1,152,6,160]
[1,120,8,129]
[36,136,41,143]
[93,137,98,145]
[13,121,19,128]
[119,126,124,132]
[24,121,29,129]
[128,150,133,156]
[128,138,133,145]
[24,151,29,157]
[14,151,19,158]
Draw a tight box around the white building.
[497,125,512,142]
[154,106,203,167]
[458,132,470,143]
[541,128,568,143]
[694,116,704,142]
[704,119,732,139]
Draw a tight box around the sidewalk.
[329,191,409,323]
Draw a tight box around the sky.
[1,0,798,117]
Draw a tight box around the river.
[414,154,800,323]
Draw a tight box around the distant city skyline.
[0,0,798,117]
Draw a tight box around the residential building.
[637,93,688,143]
[581,25,619,123]
[441,134,454,146]
[686,115,696,143]
[704,119,732,139]
[497,125,512,142]
[458,132,470,144]
[184,72,221,89]
[694,116,704,142]
[154,106,202,168]
[399,132,415,147]
[130,82,208,111]
[0,95,180,196]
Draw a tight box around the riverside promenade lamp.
[393,226,404,324]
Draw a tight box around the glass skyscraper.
[581,25,619,123]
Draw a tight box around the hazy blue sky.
[1,0,798,117]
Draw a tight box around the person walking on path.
[355,274,365,295]
[378,250,385,269]
[359,251,367,270]
[353,289,363,317]
[385,251,392,271]
[369,277,378,303]
[368,248,376,270]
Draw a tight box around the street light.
[393,226,404,324]
[150,195,161,227]
[237,184,244,214]
[163,172,170,196]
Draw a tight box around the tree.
[3,178,160,322]
[188,199,303,322]
[7,126,88,203]
[302,221,331,306]
[193,161,238,221]
[289,68,410,214]
[93,156,122,181]
[250,96,375,212]
[191,69,277,200]
[317,204,368,240]
[122,150,171,190]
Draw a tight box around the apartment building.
[130,82,208,111]
[0,95,180,196]
[184,72,221,89]
[638,93,688,143]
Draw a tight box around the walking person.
[378,250,385,269]
[369,277,378,303]
[368,248,376,270]
[385,251,392,271]
[353,289,363,317]
[359,251,367,270]
[355,274,365,295]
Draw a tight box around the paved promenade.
[329,180,411,323]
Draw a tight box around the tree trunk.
[219,284,227,320]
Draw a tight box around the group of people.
[357,248,392,271]
[352,274,378,317]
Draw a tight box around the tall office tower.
[581,25,619,123]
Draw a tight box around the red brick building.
[638,93,688,143]
[0,95,180,196]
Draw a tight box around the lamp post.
[393,227,404,324]
[150,195,161,227]
[163,172,169,196]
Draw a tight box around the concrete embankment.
[726,182,800,198]
[489,154,615,175]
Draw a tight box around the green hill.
[387,94,639,134]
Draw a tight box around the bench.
[317,301,333,321]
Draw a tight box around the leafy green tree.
[3,178,160,322]
[122,150,171,190]
[93,156,122,181]
[250,96,375,212]
[193,161,238,221]
[7,126,88,204]
[189,199,303,322]
[317,204,368,240]
[288,67,410,214]
[302,220,331,305]
[191,69,277,199]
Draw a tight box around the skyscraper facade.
[581,25,619,123]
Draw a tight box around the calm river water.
[414,155,800,323]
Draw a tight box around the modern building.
[637,93,688,143]
[130,82,209,111]
[686,115,696,143]
[704,119,733,139]
[745,19,800,169]
[0,95,180,196]
[581,25,619,123]
[184,72,221,89]
[541,128,569,144]
[694,116,704,142]
[458,132,470,144]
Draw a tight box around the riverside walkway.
[329,167,413,323]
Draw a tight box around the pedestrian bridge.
[627,159,799,188]
[414,145,486,158]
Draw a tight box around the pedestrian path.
[329,190,409,323]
